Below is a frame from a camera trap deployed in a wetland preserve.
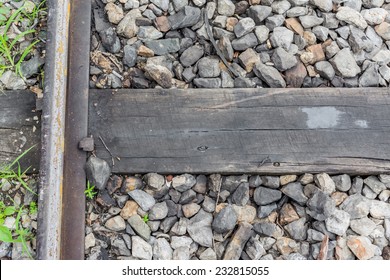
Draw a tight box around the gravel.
[89,0,390,89]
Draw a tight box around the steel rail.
[37,0,70,260]
[37,0,91,259]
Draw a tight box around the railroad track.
[1,0,390,260]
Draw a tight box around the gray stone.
[172,0,188,11]
[105,216,126,231]
[85,157,111,190]
[361,8,388,25]
[281,182,308,206]
[270,27,294,50]
[245,236,266,260]
[370,200,390,219]
[350,217,377,236]
[248,5,273,24]
[151,0,169,11]
[307,191,336,221]
[349,177,364,195]
[231,183,250,206]
[199,248,217,260]
[218,0,236,16]
[364,176,387,195]
[182,67,196,82]
[172,247,190,260]
[202,196,216,212]
[332,174,352,192]
[128,190,156,211]
[172,174,196,192]
[20,55,45,79]
[194,78,222,88]
[149,202,168,220]
[254,63,286,88]
[127,215,151,240]
[254,26,270,44]
[287,7,308,17]
[336,26,350,39]
[325,209,351,236]
[349,25,373,53]
[253,187,282,206]
[234,18,256,38]
[179,189,196,204]
[138,26,163,40]
[310,0,332,12]
[253,222,283,238]
[284,218,308,241]
[359,64,381,87]
[123,45,137,67]
[344,0,362,11]
[160,216,178,233]
[144,39,180,55]
[180,45,204,67]
[379,190,390,202]
[168,6,201,30]
[331,48,361,78]
[340,194,371,219]
[117,9,141,38]
[132,236,152,260]
[221,70,234,88]
[272,0,291,14]
[198,57,221,78]
[272,47,298,71]
[193,78,222,88]
[111,236,131,256]
[363,186,377,199]
[222,175,248,192]
[187,209,213,247]
[170,217,189,235]
[144,173,166,197]
[0,242,11,258]
[379,174,390,184]
[223,222,253,260]
[299,15,324,28]
[314,173,336,195]
[315,61,335,80]
[258,203,277,218]
[307,229,325,242]
[312,26,329,42]
[362,0,385,8]
[153,238,172,260]
[212,205,238,233]
[171,236,193,249]
[336,7,368,30]
[266,15,286,30]
[231,33,258,51]
[249,175,263,188]
[217,36,234,62]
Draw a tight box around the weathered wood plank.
[89,88,390,175]
[0,90,40,171]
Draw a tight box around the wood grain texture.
[89,88,390,175]
[0,90,40,171]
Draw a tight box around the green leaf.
[0,225,14,243]
[4,206,16,216]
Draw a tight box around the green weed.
[0,145,37,195]
[29,201,37,215]
[85,181,97,199]
[142,214,149,223]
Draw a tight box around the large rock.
[85,157,111,190]
[330,48,361,78]
[306,190,336,221]
[336,7,368,30]
[375,22,390,40]
[254,63,286,88]
[281,182,308,206]
[105,216,126,231]
[212,205,237,233]
[234,18,256,38]
[144,64,172,88]
[347,236,377,260]
[187,209,213,247]
[180,45,204,67]
[310,0,332,12]
[253,187,282,206]
[270,27,294,50]
[340,194,371,219]
[370,200,390,219]
[128,190,156,211]
[198,57,221,78]
[314,173,336,195]
[218,0,235,16]
[231,183,250,206]
[127,215,151,240]
[117,9,141,38]
[172,174,197,192]
[153,238,173,260]
[149,202,168,220]
[350,217,376,236]
[248,5,272,24]
[325,209,351,236]
[361,8,388,25]
[284,218,308,241]
[132,236,152,260]
[168,6,201,29]
[231,33,258,51]
[144,39,180,55]
[271,47,297,71]
[100,28,121,53]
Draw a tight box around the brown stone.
[331,192,348,206]
[105,3,124,24]
[306,65,317,77]
[375,22,390,41]
[280,175,297,186]
[279,203,300,225]
[155,16,171,32]
[120,200,139,219]
[233,205,257,223]
[285,18,304,36]
[223,222,253,260]
[284,61,307,87]
[182,203,201,218]
[335,237,356,260]
[106,175,123,194]
[249,0,261,5]
[137,45,154,57]
[303,31,316,45]
[226,17,238,32]
[238,48,260,72]
[275,237,299,255]
[347,236,376,260]
[307,44,325,64]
